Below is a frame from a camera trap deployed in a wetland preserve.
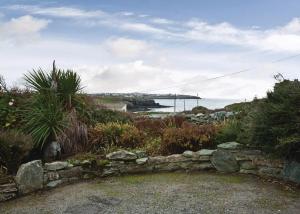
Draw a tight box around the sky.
[0,0,300,99]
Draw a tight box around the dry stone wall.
[1,142,299,202]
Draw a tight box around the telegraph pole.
[184,99,186,112]
[197,93,199,107]
[174,94,176,113]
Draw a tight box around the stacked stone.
[0,183,17,202]
[44,161,83,188]
[1,142,299,202]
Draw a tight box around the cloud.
[105,37,150,58]
[151,18,174,25]
[184,19,300,52]
[5,5,106,18]
[120,22,167,34]
[0,15,50,45]
[6,4,300,53]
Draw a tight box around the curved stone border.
[1,142,299,202]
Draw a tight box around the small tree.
[24,61,83,151]
[239,79,300,160]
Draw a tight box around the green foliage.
[23,62,84,150]
[191,106,212,114]
[215,119,241,144]
[142,137,162,156]
[239,79,300,159]
[24,94,67,149]
[0,130,33,174]
[90,109,132,125]
[160,122,218,155]
[89,122,143,153]
[0,76,31,129]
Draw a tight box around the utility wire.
[142,52,300,93]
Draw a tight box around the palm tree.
[24,61,83,151]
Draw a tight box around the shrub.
[91,109,132,125]
[89,122,143,153]
[142,137,162,156]
[0,130,33,174]
[134,118,166,137]
[160,122,218,155]
[239,79,300,160]
[215,119,241,144]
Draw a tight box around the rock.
[0,183,18,202]
[119,163,153,174]
[217,142,243,150]
[136,157,148,165]
[45,161,71,171]
[187,162,215,171]
[240,161,256,170]
[44,171,60,183]
[46,180,63,188]
[253,158,284,168]
[58,166,83,179]
[165,154,189,163]
[211,150,239,173]
[106,150,137,161]
[258,167,283,178]
[15,160,44,195]
[102,168,119,177]
[239,169,257,175]
[148,156,167,164]
[283,161,300,184]
[43,141,61,161]
[182,150,195,158]
[196,149,216,156]
[134,150,147,158]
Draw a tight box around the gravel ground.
[1,172,300,214]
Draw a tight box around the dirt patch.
[1,172,300,214]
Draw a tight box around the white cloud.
[151,18,174,25]
[105,37,150,58]
[120,22,167,34]
[5,5,106,18]
[0,15,50,45]
[6,4,300,53]
[184,19,300,52]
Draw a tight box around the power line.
[142,52,300,93]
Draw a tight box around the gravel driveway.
[1,172,300,214]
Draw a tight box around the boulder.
[46,180,63,188]
[196,149,216,156]
[15,160,44,195]
[217,142,243,150]
[182,150,195,158]
[211,150,239,173]
[134,150,147,158]
[106,150,137,161]
[240,161,256,170]
[45,161,71,171]
[283,161,300,184]
[136,157,148,165]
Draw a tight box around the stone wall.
[1,142,299,202]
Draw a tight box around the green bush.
[160,122,218,155]
[89,122,143,153]
[215,119,241,144]
[0,130,33,174]
[239,79,300,159]
[91,109,132,125]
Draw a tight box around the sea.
[150,98,244,112]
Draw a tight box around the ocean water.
[151,98,243,112]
